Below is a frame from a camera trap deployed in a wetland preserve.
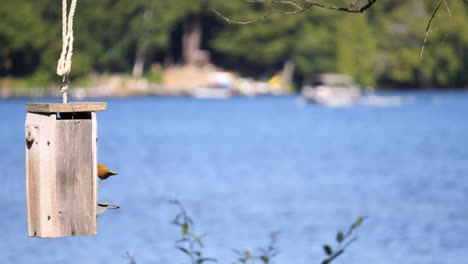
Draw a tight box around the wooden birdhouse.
[25,102,106,238]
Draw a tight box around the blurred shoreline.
[0,66,295,99]
[2,77,467,100]
[2,63,467,100]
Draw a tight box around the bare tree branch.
[303,0,377,13]
[348,0,363,9]
[420,0,453,60]
[213,0,378,25]
[442,0,452,16]
[213,0,305,25]
[212,8,303,25]
[440,0,452,46]
[214,0,464,61]
[420,2,442,61]
[245,0,303,11]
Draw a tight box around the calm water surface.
[0,92,467,264]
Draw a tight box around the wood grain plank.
[25,113,56,237]
[25,113,40,237]
[91,113,98,229]
[55,119,96,236]
[27,102,107,113]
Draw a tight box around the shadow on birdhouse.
[25,102,108,238]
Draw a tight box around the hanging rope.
[57,0,78,104]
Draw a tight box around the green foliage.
[1,0,467,88]
[170,200,217,264]
[233,232,280,264]
[125,200,365,264]
[371,0,468,87]
[212,7,300,66]
[321,216,366,264]
[293,15,336,76]
[335,13,377,88]
[169,201,364,264]
[169,200,282,264]
[0,1,47,76]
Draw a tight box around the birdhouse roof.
[26,102,107,113]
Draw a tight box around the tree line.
[1,0,467,89]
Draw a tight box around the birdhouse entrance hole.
[56,111,92,120]
[25,102,106,238]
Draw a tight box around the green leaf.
[336,231,344,243]
[351,217,365,230]
[323,245,333,256]
[182,223,189,236]
[177,246,191,256]
[260,255,269,263]
[197,257,217,263]
[194,234,205,248]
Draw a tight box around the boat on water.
[191,87,232,99]
[301,74,360,106]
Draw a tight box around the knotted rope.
[57,0,78,104]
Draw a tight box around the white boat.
[191,87,232,99]
[301,74,360,106]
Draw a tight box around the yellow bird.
[98,163,118,181]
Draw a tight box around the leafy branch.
[321,216,366,264]
[127,200,366,264]
[233,231,280,264]
[170,200,217,264]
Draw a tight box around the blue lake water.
[1,92,467,264]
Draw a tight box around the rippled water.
[1,92,467,264]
